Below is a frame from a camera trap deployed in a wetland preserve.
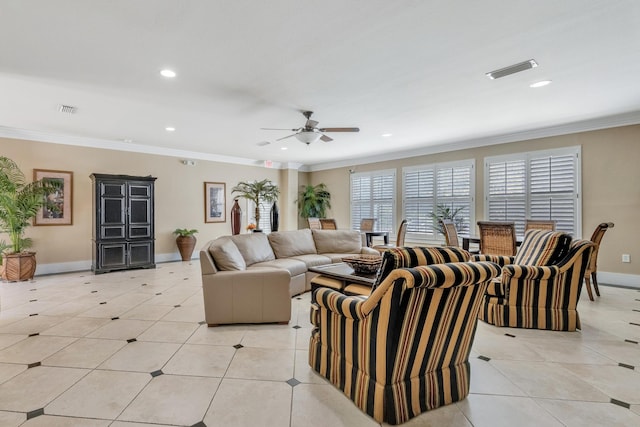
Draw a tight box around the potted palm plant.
[297,183,332,219]
[430,204,465,235]
[0,157,59,281]
[173,228,198,261]
[231,179,279,231]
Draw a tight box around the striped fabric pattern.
[479,239,595,331]
[373,246,470,292]
[470,254,513,267]
[471,230,572,268]
[512,229,572,266]
[309,261,501,424]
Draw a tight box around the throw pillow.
[209,238,246,271]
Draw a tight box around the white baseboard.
[30,257,640,290]
[34,253,197,276]
[598,271,640,289]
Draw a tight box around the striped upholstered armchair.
[475,230,596,331]
[309,248,500,425]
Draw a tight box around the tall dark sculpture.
[270,200,279,232]
[231,199,242,235]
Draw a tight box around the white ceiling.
[1,0,639,170]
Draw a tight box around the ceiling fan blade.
[318,127,360,132]
[261,128,299,131]
[305,119,319,128]
[276,133,298,142]
[320,134,333,142]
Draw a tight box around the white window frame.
[402,159,475,242]
[484,146,582,237]
[350,169,396,232]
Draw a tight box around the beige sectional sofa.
[199,228,378,325]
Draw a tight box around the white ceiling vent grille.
[58,104,78,114]
[486,59,538,80]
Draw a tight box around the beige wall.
[0,137,284,266]
[310,125,640,276]
[2,125,638,278]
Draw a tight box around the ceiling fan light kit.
[262,111,359,145]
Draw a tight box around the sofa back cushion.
[229,232,275,266]
[513,229,572,266]
[208,238,247,271]
[268,229,317,258]
[312,229,362,254]
[373,246,470,291]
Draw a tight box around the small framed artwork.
[33,169,73,226]
[204,182,226,223]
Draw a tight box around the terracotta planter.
[1,252,37,282]
[176,236,197,261]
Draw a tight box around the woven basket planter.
[176,236,197,261]
[1,252,37,282]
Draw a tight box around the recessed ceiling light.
[160,69,176,78]
[123,138,133,143]
[165,127,175,132]
[281,147,288,150]
[381,133,393,137]
[530,80,552,88]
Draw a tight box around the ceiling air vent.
[58,104,78,114]
[486,59,538,80]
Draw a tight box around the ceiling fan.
[261,111,360,145]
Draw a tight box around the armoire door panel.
[129,199,150,224]
[102,198,125,224]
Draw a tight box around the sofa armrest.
[361,247,380,255]
[199,248,218,275]
[502,264,559,281]
[202,267,292,325]
[471,254,514,267]
[313,287,368,320]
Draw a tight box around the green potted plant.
[297,183,332,219]
[173,228,198,261]
[231,179,279,231]
[0,156,59,281]
[430,204,465,235]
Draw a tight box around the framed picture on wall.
[33,169,73,226]
[204,182,226,223]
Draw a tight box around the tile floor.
[0,261,639,426]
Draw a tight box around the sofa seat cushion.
[230,232,276,266]
[251,258,308,277]
[290,254,332,268]
[268,229,318,258]
[312,229,363,254]
[208,238,246,271]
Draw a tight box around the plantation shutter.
[485,147,580,236]
[350,170,395,231]
[403,160,474,240]
[487,159,526,234]
[436,164,473,235]
[403,168,434,234]
[529,154,577,234]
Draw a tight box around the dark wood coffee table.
[309,263,376,296]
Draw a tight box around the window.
[403,160,475,240]
[485,146,581,236]
[350,169,395,232]
[247,198,274,233]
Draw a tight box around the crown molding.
[2,110,640,172]
[305,111,640,171]
[0,126,288,169]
